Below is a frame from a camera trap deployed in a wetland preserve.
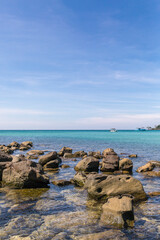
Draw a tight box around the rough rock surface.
[119,158,133,172]
[27,150,44,156]
[52,179,72,186]
[73,171,88,186]
[137,162,155,172]
[43,158,61,170]
[88,151,102,159]
[38,151,58,166]
[2,160,49,188]
[74,156,99,172]
[58,147,72,156]
[100,195,134,228]
[102,148,117,157]
[12,155,26,163]
[101,154,119,172]
[85,173,147,201]
[0,151,12,162]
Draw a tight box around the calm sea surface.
[0,130,159,239]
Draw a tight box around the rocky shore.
[0,140,160,239]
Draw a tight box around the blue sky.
[0,0,160,129]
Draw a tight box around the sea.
[0,130,159,239]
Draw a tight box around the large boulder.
[119,158,133,173]
[85,174,147,201]
[101,154,119,172]
[12,154,26,163]
[100,195,134,228]
[38,151,58,166]
[0,151,12,162]
[7,141,20,148]
[2,160,49,188]
[19,141,33,151]
[74,157,99,172]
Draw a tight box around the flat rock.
[85,173,147,201]
[137,162,155,172]
[27,150,44,155]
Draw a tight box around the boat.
[110,128,117,132]
[137,127,146,131]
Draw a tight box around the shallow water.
[0,130,160,239]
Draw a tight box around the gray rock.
[2,160,49,188]
[101,154,119,172]
[43,158,61,170]
[39,151,58,166]
[85,173,147,201]
[0,151,12,162]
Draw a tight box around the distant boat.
[137,127,146,131]
[110,128,117,132]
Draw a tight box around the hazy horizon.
[0,0,160,130]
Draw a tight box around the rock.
[1,146,14,154]
[0,151,12,162]
[119,158,133,173]
[137,162,155,172]
[7,141,20,148]
[148,191,160,197]
[88,151,102,159]
[129,154,137,158]
[148,160,160,168]
[38,151,58,166]
[52,179,72,186]
[74,157,99,172]
[61,164,70,168]
[63,153,74,158]
[73,171,88,186]
[2,160,49,188]
[26,155,39,160]
[141,171,160,177]
[12,154,26,163]
[27,150,44,155]
[101,154,119,172]
[58,147,72,156]
[0,162,9,180]
[43,158,61,170]
[102,148,116,157]
[74,229,127,240]
[100,195,134,228]
[21,141,33,147]
[85,173,147,201]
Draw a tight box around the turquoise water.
[0,130,160,239]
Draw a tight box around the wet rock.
[27,150,44,156]
[43,158,61,170]
[12,154,26,163]
[100,195,134,228]
[141,171,160,177]
[129,154,137,158]
[58,147,72,156]
[119,158,133,173]
[21,141,33,147]
[7,141,20,148]
[0,151,12,162]
[85,173,147,201]
[74,157,99,172]
[63,153,74,158]
[101,154,119,172]
[102,148,117,157]
[148,191,160,197]
[1,146,14,154]
[61,164,70,168]
[88,151,102,159]
[148,160,160,168]
[52,179,72,186]
[73,171,88,186]
[39,151,58,166]
[137,162,155,172]
[74,229,127,240]
[2,160,49,188]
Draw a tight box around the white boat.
[110,128,117,132]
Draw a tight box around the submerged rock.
[61,164,70,168]
[74,156,99,172]
[100,195,134,228]
[129,154,137,158]
[2,160,49,188]
[52,179,72,186]
[85,173,147,201]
